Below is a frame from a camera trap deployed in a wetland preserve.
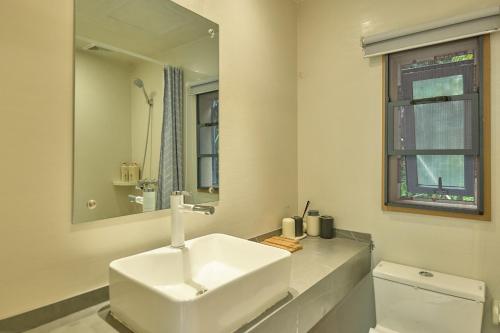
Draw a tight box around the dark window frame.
[383,36,487,216]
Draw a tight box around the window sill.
[382,203,491,221]
[197,188,219,194]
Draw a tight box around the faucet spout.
[128,194,143,205]
[169,192,215,248]
[193,205,216,215]
[180,204,215,215]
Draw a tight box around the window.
[196,90,219,191]
[383,36,490,218]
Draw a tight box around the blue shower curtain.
[157,66,184,209]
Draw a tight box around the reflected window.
[196,90,219,191]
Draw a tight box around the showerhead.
[133,79,144,88]
[133,78,153,106]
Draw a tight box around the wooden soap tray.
[260,236,303,253]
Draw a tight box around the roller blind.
[361,7,500,57]
[188,79,219,95]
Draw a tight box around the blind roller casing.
[362,6,500,57]
[188,79,219,95]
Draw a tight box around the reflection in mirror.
[73,0,219,223]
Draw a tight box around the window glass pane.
[199,125,218,154]
[414,101,466,150]
[212,156,219,187]
[198,91,219,124]
[392,100,473,151]
[199,157,213,188]
[198,156,219,188]
[386,155,477,208]
[412,75,463,99]
[388,38,479,101]
[416,155,464,188]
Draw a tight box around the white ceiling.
[75,0,218,58]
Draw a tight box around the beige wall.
[297,0,499,331]
[0,0,297,319]
[74,50,134,222]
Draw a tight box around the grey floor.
[24,303,130,333]
[22,294,294,333]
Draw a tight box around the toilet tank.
[373,261,485,333]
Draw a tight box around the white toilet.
[370,261,486,333]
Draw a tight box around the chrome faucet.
[170,191,215,248]
[128,194,143,205]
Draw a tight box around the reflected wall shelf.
[112,180,137,186]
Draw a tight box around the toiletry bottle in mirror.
[120,162,129,182]
[142,188,156,212]
[128,163,140,183]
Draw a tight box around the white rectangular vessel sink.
[109,233,291,333]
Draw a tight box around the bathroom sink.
[109,233,292,333]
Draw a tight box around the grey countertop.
[24,236,371,333]
[239,236,371,333]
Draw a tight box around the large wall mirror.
[73,0,219,223]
